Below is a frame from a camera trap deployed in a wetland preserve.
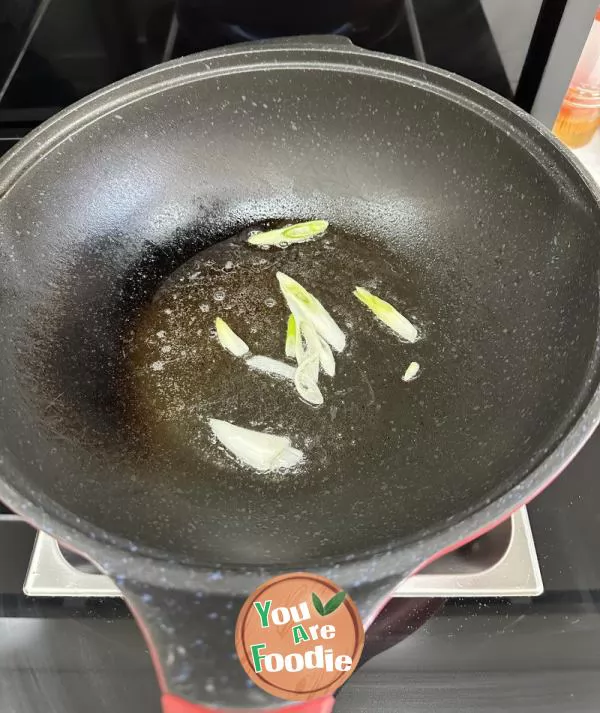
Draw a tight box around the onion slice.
[353,287,418,343]
[209,419,303,472]
[215,317,249,357]
[402,361,420,382]
[285,315,297,359]
[277,272,346,352]
[247,220,328,247]
[247,355,296,381]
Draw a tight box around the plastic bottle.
[553,8,600,149]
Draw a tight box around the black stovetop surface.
[2,1,600,712]
[0,0,512,149]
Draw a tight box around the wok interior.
[0,64,598,567]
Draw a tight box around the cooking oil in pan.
[124,223,427,489]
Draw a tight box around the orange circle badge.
[235,572,365,701]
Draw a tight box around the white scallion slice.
[295,315,304,365]
[215,317,249,356]
[247,220,328,247]
[296,319,335,377]
[277,272,346,352]
[209,419,303,472]
[402,361,420,382]
[318,336,336,377]
[247,355,296,381]
[285,315,296,359]
[353,287,418,343]
[294,354,323,406]
[296,320,321,381]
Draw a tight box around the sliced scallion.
[353,287,418,343]
[294,354,323,406]
[247,355,296,381]
[296,319,335,377]
[277,272,346,352]
[318,336,336,377]
[247,220,328,247]
[285,314,297,360]
[291,320,323,405]
[402,361,420,382]
[209,419,303,472]
[215,317,249,357]
[296,320,321,384]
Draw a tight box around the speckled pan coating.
[0,37,599,710]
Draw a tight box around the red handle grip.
[162,693,335,713]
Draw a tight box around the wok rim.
[0,38,599,593]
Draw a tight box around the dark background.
[0,0,552,151]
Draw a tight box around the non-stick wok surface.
[0,45,598,570]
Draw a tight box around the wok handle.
[122,580,339,711]
[121,573,415,710]
[162,692,335,713]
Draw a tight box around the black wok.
[0,37,599,713]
